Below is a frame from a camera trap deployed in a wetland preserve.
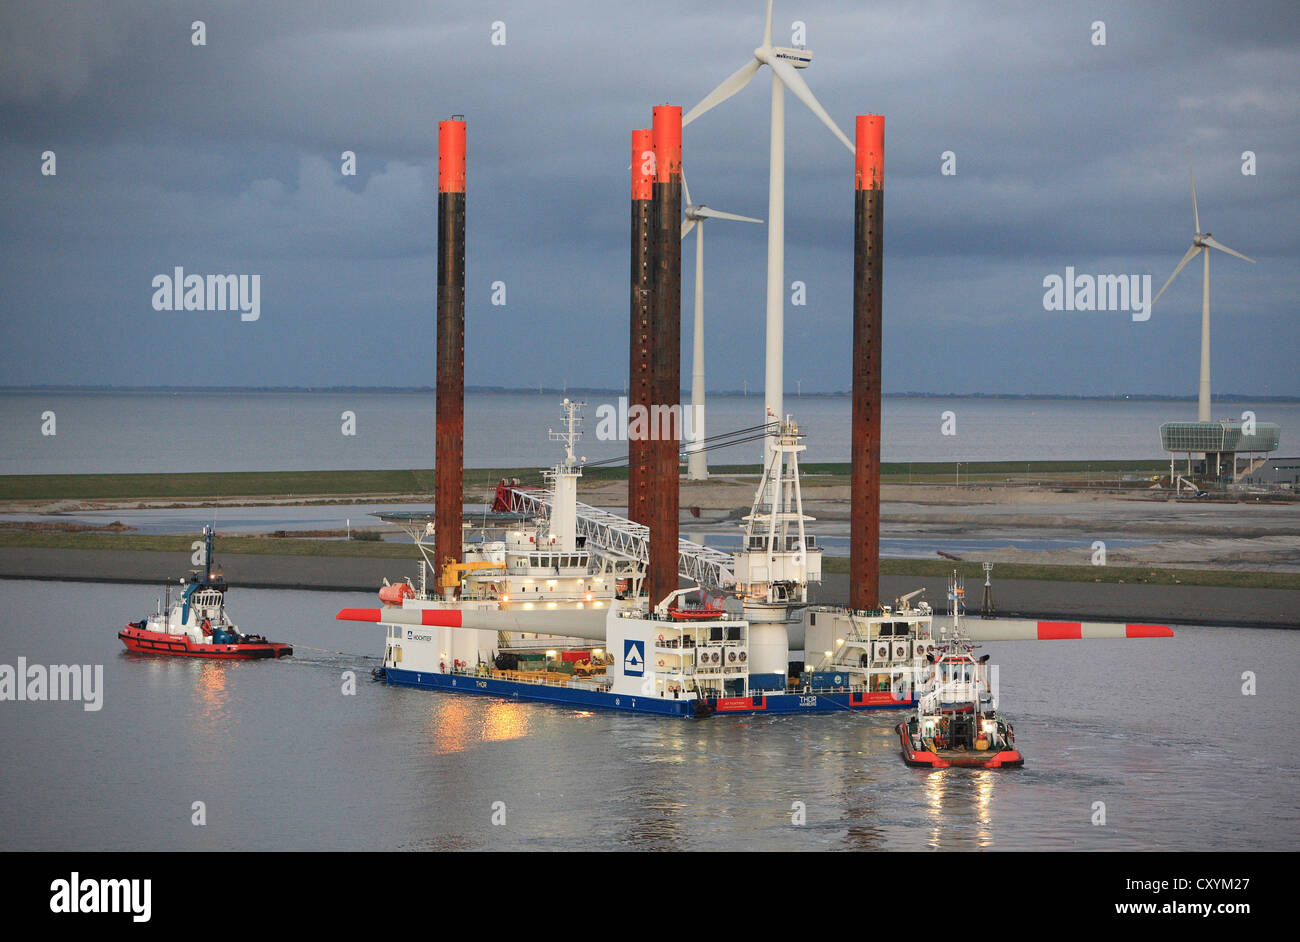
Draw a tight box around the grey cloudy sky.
[2,0,1296,396]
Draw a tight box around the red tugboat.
[118,527,292,659]
[896,574,1022,769]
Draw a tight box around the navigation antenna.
[548,398,585,469]
[981,562,995,619]
[545,399,586,553]
[944,569,966,640]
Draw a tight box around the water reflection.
[187,661,236,759]
[427,696,532,756]
[923,769,999,849]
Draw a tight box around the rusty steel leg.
[629,128,655,527]
[647,106,682,610]
[851,114,883,612]
[435,117,466,593]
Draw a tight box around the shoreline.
[2,546,1294,629]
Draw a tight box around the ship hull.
[118,626,292,659]
[380,667,915,718]
[896,721,1023,769]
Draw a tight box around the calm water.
[1,579,1295,851]
[4,390,1298,474]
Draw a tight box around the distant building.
[1159,419,1281,483]
[1236,457,1300,490]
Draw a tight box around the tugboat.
[896,573,1023,769]
[118,526,292,659]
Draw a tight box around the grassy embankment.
[819,556,1300,591]
[4,461,1293,591]
[0,530,415,559]
[0,459,1171,502]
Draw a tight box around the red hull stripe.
[118,629,289,659]
[1126,623,1174,638]
[337,608,382,622]
[1037,621,1082,640]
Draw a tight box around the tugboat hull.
[896,721,1023,769]
[118,626,292,660]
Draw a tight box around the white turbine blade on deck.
[1188,151,1200,233]
[684,58,761,126]
[1201,235,1255,264]
[764,54,855,153]
[682,217,697,239]
[961,619,1173,641]
[1152,244,1201,305]
[694,207,763,223]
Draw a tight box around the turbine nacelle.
[767,46,813,68]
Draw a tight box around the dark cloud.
[1,0,1296,395]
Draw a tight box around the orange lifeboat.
[667,604,726,621]
[378,583,415,605]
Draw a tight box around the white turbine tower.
[681,171,762,480]
[1152,155,1255,423]
[684,0,854,470]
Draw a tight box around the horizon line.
[1,385,1297,403]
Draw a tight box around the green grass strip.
[0,460,1171,501]
[0,531,417,558]
[821,556,1300,591]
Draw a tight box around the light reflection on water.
[1,579,1296,851]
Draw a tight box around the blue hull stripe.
[382,669,914,718]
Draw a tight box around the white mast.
[546,399,584,552]
[731,415,822,684]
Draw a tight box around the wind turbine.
[684,0,854,469]
[1152,155,1255,423]
[681,171,762,480]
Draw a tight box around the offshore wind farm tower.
[1152,156,1278,486]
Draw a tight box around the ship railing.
[506,487,736,590]
[449,666,705,702]
[446,665,616,694]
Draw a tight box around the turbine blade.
[695,207,763,223]
[684,58,761,126]
[1188,151,1200,233]
[1152,245,1201,306]
[764,55,855,153]
[763,0,773,47]
[682,217,697,240]
[681,166,693,210]
[1201,236,1255,264]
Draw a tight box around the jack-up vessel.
[339,403,932,717]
